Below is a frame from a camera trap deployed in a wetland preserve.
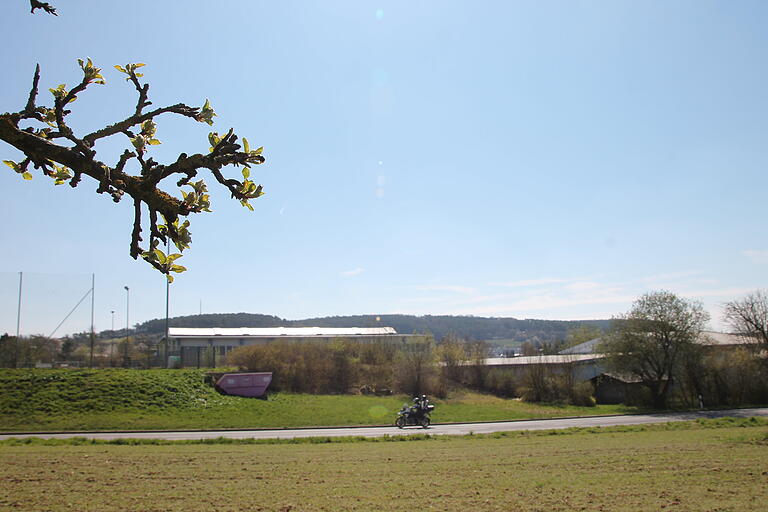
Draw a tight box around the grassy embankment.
[1,418,766,511]
[0,369,637,431]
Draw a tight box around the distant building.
[589,373,646,404]
[477,331,757,404]
[480,354,605,382]
[560,331,755,355]
[167,327,410,367]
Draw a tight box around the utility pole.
[110,310,115,367]
[89,274,95,368]
[164,239,170,368]
[124,286,130,367]
[15,272,22,368]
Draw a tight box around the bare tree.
[599,291,709,409]
[435,333,466,383]
[723,290,768,353]
[395,336,438,396]
[1,60,265,278]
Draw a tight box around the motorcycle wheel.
[420,416,430,429]
[395,416,405,429]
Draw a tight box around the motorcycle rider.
[396,394,434,428]
[411,396,421,415]
[411,394,431,415]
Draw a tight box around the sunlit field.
[1,419,766,511]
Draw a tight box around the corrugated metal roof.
[560,338,602,354]
[483,354,604,366]
[698,331,753,346]
[560,331,753,354]
[168,327,399,337]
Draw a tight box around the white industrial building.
[168,327,410,367]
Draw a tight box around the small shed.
[590,373,645,404]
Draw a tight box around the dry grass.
[1,422,766,511]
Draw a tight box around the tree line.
[133,312,611,345]
[5,290,766,410]
[0,332,159,368]
[225,290,768,409]
[600,290,768,409]
[225,333,596,405]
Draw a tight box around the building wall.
[479,360,605,382]
[170,335,410,368]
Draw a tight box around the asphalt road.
[2,408,767,441]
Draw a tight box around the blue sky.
[1,1,766,336]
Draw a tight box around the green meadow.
[0,369,636,432]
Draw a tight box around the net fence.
[0,272,163,368]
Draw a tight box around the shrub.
[228,338,444,395]
[570,381,597,407]
[484,369,517,398]
[518,363,596,406]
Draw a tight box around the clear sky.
[1,1,766,336]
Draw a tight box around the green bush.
[518,365,596,406]
[571,381,597,407]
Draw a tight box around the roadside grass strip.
[2,416,765,446]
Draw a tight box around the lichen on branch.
[0,59,266,280]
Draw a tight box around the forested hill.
[134,313,290,333]
[133,313,611,344]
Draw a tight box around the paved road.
[2,408,766,442]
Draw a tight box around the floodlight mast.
[15,272,22,368]
[164,239,170,369]
[89,274,95,368]
[124,286,130,367]
[110,310,115,366]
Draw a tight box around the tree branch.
[1,60,266,277]
[23,64,41,116]
[83,104,198,147]
[30,0,56,16]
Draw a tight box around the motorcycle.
[395,402,434,429]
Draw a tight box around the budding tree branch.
[0,60,266,280]
[30,0,57,16]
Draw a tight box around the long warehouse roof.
[482,354,604,366]
[168,327,399,337]
[560,331,753,354]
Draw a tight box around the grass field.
[1,419,766,511]
[0,369,637,431]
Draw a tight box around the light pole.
[15,272,22,368]
[164,278,170,369]
[124,286,130,367]
[110,310,115,366]
[164,238,170,368]
[89,274,95,368]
